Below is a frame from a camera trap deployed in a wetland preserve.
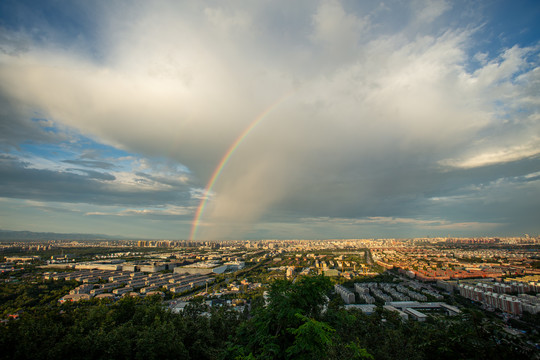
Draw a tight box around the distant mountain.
[0,230,125,241]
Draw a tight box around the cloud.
[0,0,538,239]
[0,27,30,56]
[0,153,193,207]
[310,0,369,53]
[62,159,116,169]
[0,95,70,150]
[86,205,192,218]
[440,142,540,168]
[412,0,450,24]
[0,198,193,238]
[204,7,252,33]
[65,168,116,181]
[302,215,502,230]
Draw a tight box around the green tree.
[286,314,335,360]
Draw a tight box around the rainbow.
[190,94,292,241]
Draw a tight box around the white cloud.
[311,0,369,51]
[441,141,540,168]
[204,7,252,33]
[86,205,192,217]
[412,0,450,24]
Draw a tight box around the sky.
[0,0,539,240]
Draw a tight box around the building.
[404,308,428,321]
[59,294,91,303]
[383,305,409,320]
[175,261,222,275]
[175,261,244,275]
[138,262,166,273]
[345,304,377,314]
[335,284,355,304]
[75,260,124,271]
[458,282,533,316]
[286,267,295,278]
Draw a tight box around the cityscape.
[1,0,540,359]
[2,235,540,357]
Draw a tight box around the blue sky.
[0,0,539,240]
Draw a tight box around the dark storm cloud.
[0,156,192,207]
[0,94,69,150]
[266,154,540,231]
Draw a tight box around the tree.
[286,314,335,360]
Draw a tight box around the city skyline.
[1,0,539,240]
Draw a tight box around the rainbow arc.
[189,94,293,241]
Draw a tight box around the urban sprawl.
[2,236,539,321]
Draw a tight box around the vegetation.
[0,278,78,317]
[1,276,538,360]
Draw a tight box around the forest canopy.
[0,276,536,360]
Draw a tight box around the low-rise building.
[335,284,355,304]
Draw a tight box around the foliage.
[0,296,241,360]
[1,274,538,360]
[0,279,78,317]
[286,314,335,360]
